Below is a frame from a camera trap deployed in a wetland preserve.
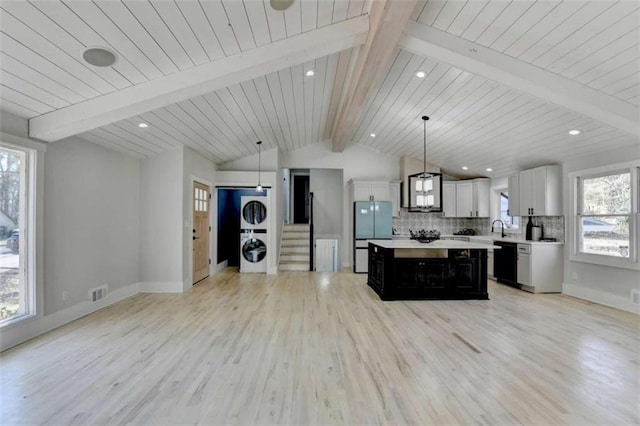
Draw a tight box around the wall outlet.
[631,289,640,305]
[571,272,578,281]
[62,290,69,301]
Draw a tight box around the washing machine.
[240,196,268,230]
[240,230,268,273]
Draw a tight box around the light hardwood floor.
[1,269,639,425]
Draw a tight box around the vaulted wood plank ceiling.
[0,0,638,177]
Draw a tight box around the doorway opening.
[216,188,266,268]
[291,169,310,224]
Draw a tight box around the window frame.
[491,186,520,235]
[569,161,639,270]
[0,142,37,327]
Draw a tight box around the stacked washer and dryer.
[240,195,268,273]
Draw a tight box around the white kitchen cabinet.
[516,243,564,293]
[507,174,521,217]
[518,165,562,216]
[389,180,401,217]
[473,179,490,217]
[456,182,473,217]
[442,182,456,218]
[453,179,490,218]
[350,180,390,202]
[516,244,531,286]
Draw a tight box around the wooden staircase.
[279,224,310,271]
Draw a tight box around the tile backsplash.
[393,209,490,235]
[393,209,565,241]
[517,215,565,241]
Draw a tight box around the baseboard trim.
[138,281,183,293]
[0,282,140,352]
[562,282,640,314]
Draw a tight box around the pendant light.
[408,115,442,212]
[255,141,263,192]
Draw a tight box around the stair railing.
[309,191,314,271]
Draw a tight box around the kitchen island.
[367,240,500,301]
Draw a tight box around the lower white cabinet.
[516,243,563,293]
[516,244,531,286]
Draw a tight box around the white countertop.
[475,236,565,245]
[369,239,501,250]
[392,234,564,245]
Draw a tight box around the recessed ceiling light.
[486,168,493,172]
[270,0,295,10]
[568,129,581,135]
[305,70,315,77]
[370,133,376,138]
[138,123,149,128]
[83,47,117,67]
[462,166,468,170]
[416,71,426,78]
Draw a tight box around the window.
[500,192,519,230]
[0,145,34,324]
[571,162,639,269]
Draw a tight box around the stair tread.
[279,260,310,264]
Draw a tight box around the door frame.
[189,176,213,287]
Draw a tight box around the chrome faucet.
[491,219,506,238]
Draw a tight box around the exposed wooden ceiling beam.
[400,22,640,139]
[28,16,369,142]
[331,0,419,152]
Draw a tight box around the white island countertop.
[368,239,501,250]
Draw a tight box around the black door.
[293,175,310,223]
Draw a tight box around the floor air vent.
[90,285,108,302]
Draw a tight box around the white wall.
[182,146,216,290]
[44,137,140,314]
[310,168,343,237]
[562,145,640,313]
[139,147,183,292]
[217,147,279,172]
[0,111,29,139]
[280,141,400,267]
[275,148,283,263]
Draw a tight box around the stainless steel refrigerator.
[353,201,393,273]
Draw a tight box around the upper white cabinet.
[456,182,473,217]
[445,179,490,218]
[389,181,401,217]
[518,165,562,216]
[442,182,456,218]
[473,179,490,217]
[350,180,390,202]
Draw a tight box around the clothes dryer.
[240,196,268,230]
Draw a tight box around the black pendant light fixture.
[255,141,264,192]
[408,115,443,212]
